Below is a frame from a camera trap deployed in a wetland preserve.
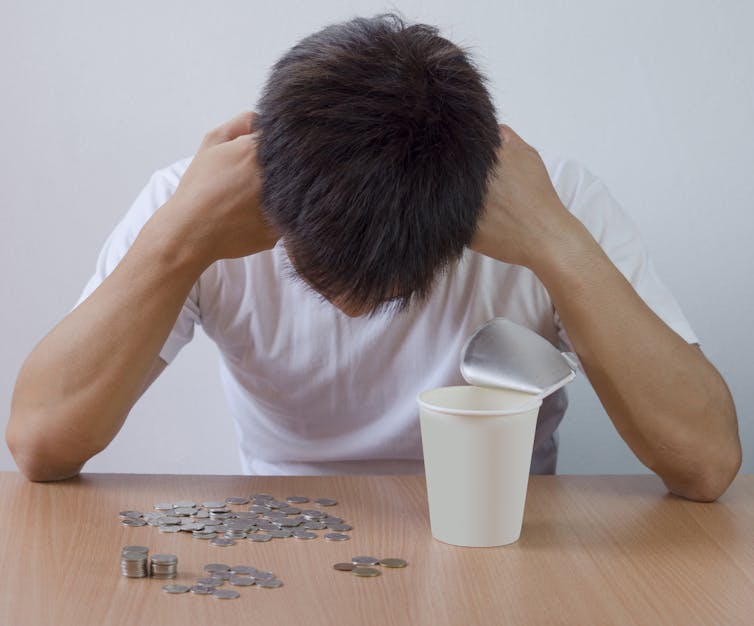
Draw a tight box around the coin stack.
[150,553,178,579]
[120,546,149,578]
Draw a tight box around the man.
[7,15,740,500]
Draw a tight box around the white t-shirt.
[77,154,698,475]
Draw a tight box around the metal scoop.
[460,318,578,398]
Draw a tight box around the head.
[255,14,500,315]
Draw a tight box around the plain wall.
[1,0,751,476]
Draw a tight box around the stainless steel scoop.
[460,318,578,398]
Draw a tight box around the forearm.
[533,217,741,501]
[7,199,208,480]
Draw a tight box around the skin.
[7,114,740,500]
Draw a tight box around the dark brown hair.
[255,14,500,312]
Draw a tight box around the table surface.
[1,472,752,626]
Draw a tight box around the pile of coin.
[120,546,149,578]
[150,554,178,579]
[333,556,408,578]
[159,563,284,599]
[118,493,351,546]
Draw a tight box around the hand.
[471,125,586,272]
[158,111,280,265]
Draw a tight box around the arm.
[6,112,278,481]
[472,126,741,501]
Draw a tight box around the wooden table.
[1,472,752,625]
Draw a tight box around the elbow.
[5,413,83,482]
[664,443,742,503]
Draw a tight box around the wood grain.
[0,473,751,626]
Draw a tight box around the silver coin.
[279,506,301,515]
[303,521,327,530]
[229,566,257,575]
[276,517,304,527]
[229,575,255,586]
[379,558,408,568]
[250,493,274,501]
[158,525,181,533]
[210,537,236,547]
[121,518,146,527]
[324,516,343,524]
[179,523,204,532]
[153,503,174,511]
[324,533,350,542]
[327,523,353,532]
[119,510,142,519]
[212,589,240,599]
[314,498,338,507]
[159,516,182,525]
[266,529,292,538]
[352,567,380,578]
[247,533,273,542]
[151,554,178,564]
[285,496,309,504]
[121,545,149,555]
[265,500,287,510]
[192,510,209,519]
[255,578,283,589]
[292,530,318,540]
[201,519,221,527]
[301,509,327,519]
[204,563,231,573]
[249,505,270,514]
[196,577,222,587]
[202,501,226,508]
[352,556,380,566]
[173,500,196,508]
[192,531,217,539]
[225,497,250,505]
[190,585,214,595]
[211,572,231,581]
[162,584,190,593]
[173,507,197,516]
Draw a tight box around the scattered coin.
[119,510,142,519]
[210,538,236,547]
[379,558,408,568]
[292,531,318,540]
[225,497,250,505]
[324,533,350,542]
[153,503,173,511]
[190,585,214,595]
[327,523,353,532]
[196,577,221,587]
[121,518,146,527]
[229,576,255,586]
[314,498,337,506]
[204,563,230,573]
[162,584,190,594]
[352,556,380,566]
[333,563,355,572]
[229,566,256,575]
[212,589,240,600]
[285,495,309,504]
[247,533,273,542]
[352,567,381,578]
[255,578,283,589]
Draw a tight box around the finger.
[201,111,256,149]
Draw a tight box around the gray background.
[1,0,751,475]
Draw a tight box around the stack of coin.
[150,553,178,579]
[120,546,149,578]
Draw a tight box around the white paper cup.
[418,385,542,547]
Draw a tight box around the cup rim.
[417,385,542,416]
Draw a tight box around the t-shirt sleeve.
[73,158,199,364]
[551,161,699,355]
